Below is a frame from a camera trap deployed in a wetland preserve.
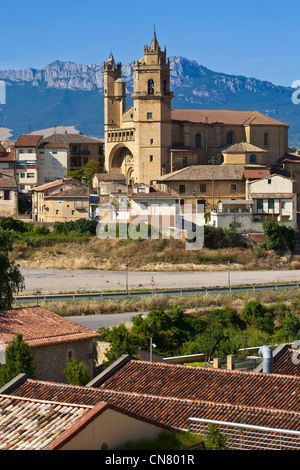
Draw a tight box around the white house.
[15,134,43,192]
[249,174,297,229]
[209,174,297,233]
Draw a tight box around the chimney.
[213,358,221,369]
[227,355,235,370]
[258,345,273,373]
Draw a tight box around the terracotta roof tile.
[155,165,245,181]
[171,109,288,126]
[0,307,100,347]
[0,173,17,189]
[9,371,300,434]
[15,135,43,148]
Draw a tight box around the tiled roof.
[131,188,176,199]
[0,307,100,347]
[32,179,65,192]
[8,360,300,433]
[278,153,300,163]
[155,165,245,182]
[0,149,15,162]
[39,134,103,146]
[14,135,43,148]
[222,141,267,153]
[0,173,17,189]
[171,109,288,127]
[46,186,90,198]
[94,173,126,182]
[264,345,300,377]
[0,394,93,450]
[243,169,270,179]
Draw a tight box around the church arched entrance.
[109,144,136,183]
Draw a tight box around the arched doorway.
[109,144,136,184]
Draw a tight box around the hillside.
[0,56,299,146]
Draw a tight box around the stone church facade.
[103,33,289,187]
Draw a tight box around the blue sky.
[0,0,299,87]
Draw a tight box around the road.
[69,311,147,331]
[20,267,300,295]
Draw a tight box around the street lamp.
[125,263,129,295]
[228,261,231,290]
[150,337,157,362]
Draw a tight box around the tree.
[0,227,24,308]
[99,323,142,368]
[63,357,92,386]
[204,424,228,450]
[83,160,102,185]
[0,333,35,386]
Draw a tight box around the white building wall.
[37,148,68,185]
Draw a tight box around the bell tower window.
[148,79,154,95]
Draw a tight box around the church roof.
[155,164,245,181]
[171,109,288,127]
[222,141,267,153]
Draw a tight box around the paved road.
[20,267,300,295]
[69,311,147,331]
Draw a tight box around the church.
[103,32,289,190]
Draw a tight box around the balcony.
[70,150,90,156]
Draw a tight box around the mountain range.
[0,56,299,147]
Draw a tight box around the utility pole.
[125,263,128,295]
[228,260,231,290]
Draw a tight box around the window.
[28,149,33,154]
[148,79,154,95]
[268,199,274,210]
[257,199,263,210]
[200,184,206,193]
[20,173,25,179]
[150,139,153,144]
[56,210,59,215]
[27,173,35,178]
[249,154,256,163]
[19,149,23,154]
[149,155,153,162]
[197,200,206,212]
[52,160,58,165]
[180,199,184,205]
[4,190,10,200]
[137,187,146,193]
[226,131,234,145]
[268,178,272,185]
[52,151,57,155]
[72,210,75,215]
[163,80,167,95]
[264,133,269,147]
[26,160,36,167]
[147,112,153,120]
[230,184,237,193]
[39,159,45,165]
[182,156,188,168]
[195,133,202,148]
[179,184,186,194]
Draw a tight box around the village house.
[0,374,175,450]
[32,178,90,223]
[37,133,105,186]
[154,164,246,213]
[14,134,43,193]
[0,306,100,383]
[0,143,15,177]
[0,172,18,218]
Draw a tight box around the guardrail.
[13,282,300,304]
[189,417,300,450]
